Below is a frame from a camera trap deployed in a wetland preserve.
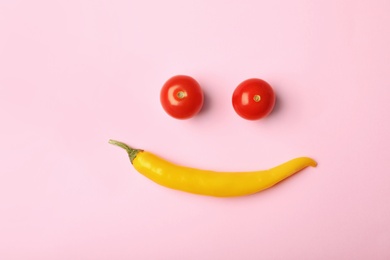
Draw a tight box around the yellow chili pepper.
[109,139,317,197]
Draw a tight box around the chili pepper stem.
[108,139,142,164]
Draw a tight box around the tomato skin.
[160,75,204,119]
[232,78,275,120]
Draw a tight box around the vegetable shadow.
[198,90,212,116]
[271,89,282,116]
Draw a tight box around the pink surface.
[1,0,390,259]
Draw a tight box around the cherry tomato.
[160,75,204,119]
[232,78,275,120]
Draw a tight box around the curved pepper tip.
[308,158,318,167]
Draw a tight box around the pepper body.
[109,140,317,197]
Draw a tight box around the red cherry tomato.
[160,75,204,119]
[232,78,275,120]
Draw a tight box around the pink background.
[1,0,390,259]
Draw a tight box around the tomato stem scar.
[177,91,185,99]
[253,94,261,102]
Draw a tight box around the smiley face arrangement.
[110,75,317,197]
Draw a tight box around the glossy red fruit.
[232,78,275,120]
[160,75,204,119]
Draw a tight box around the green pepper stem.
[108,139,142,164]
